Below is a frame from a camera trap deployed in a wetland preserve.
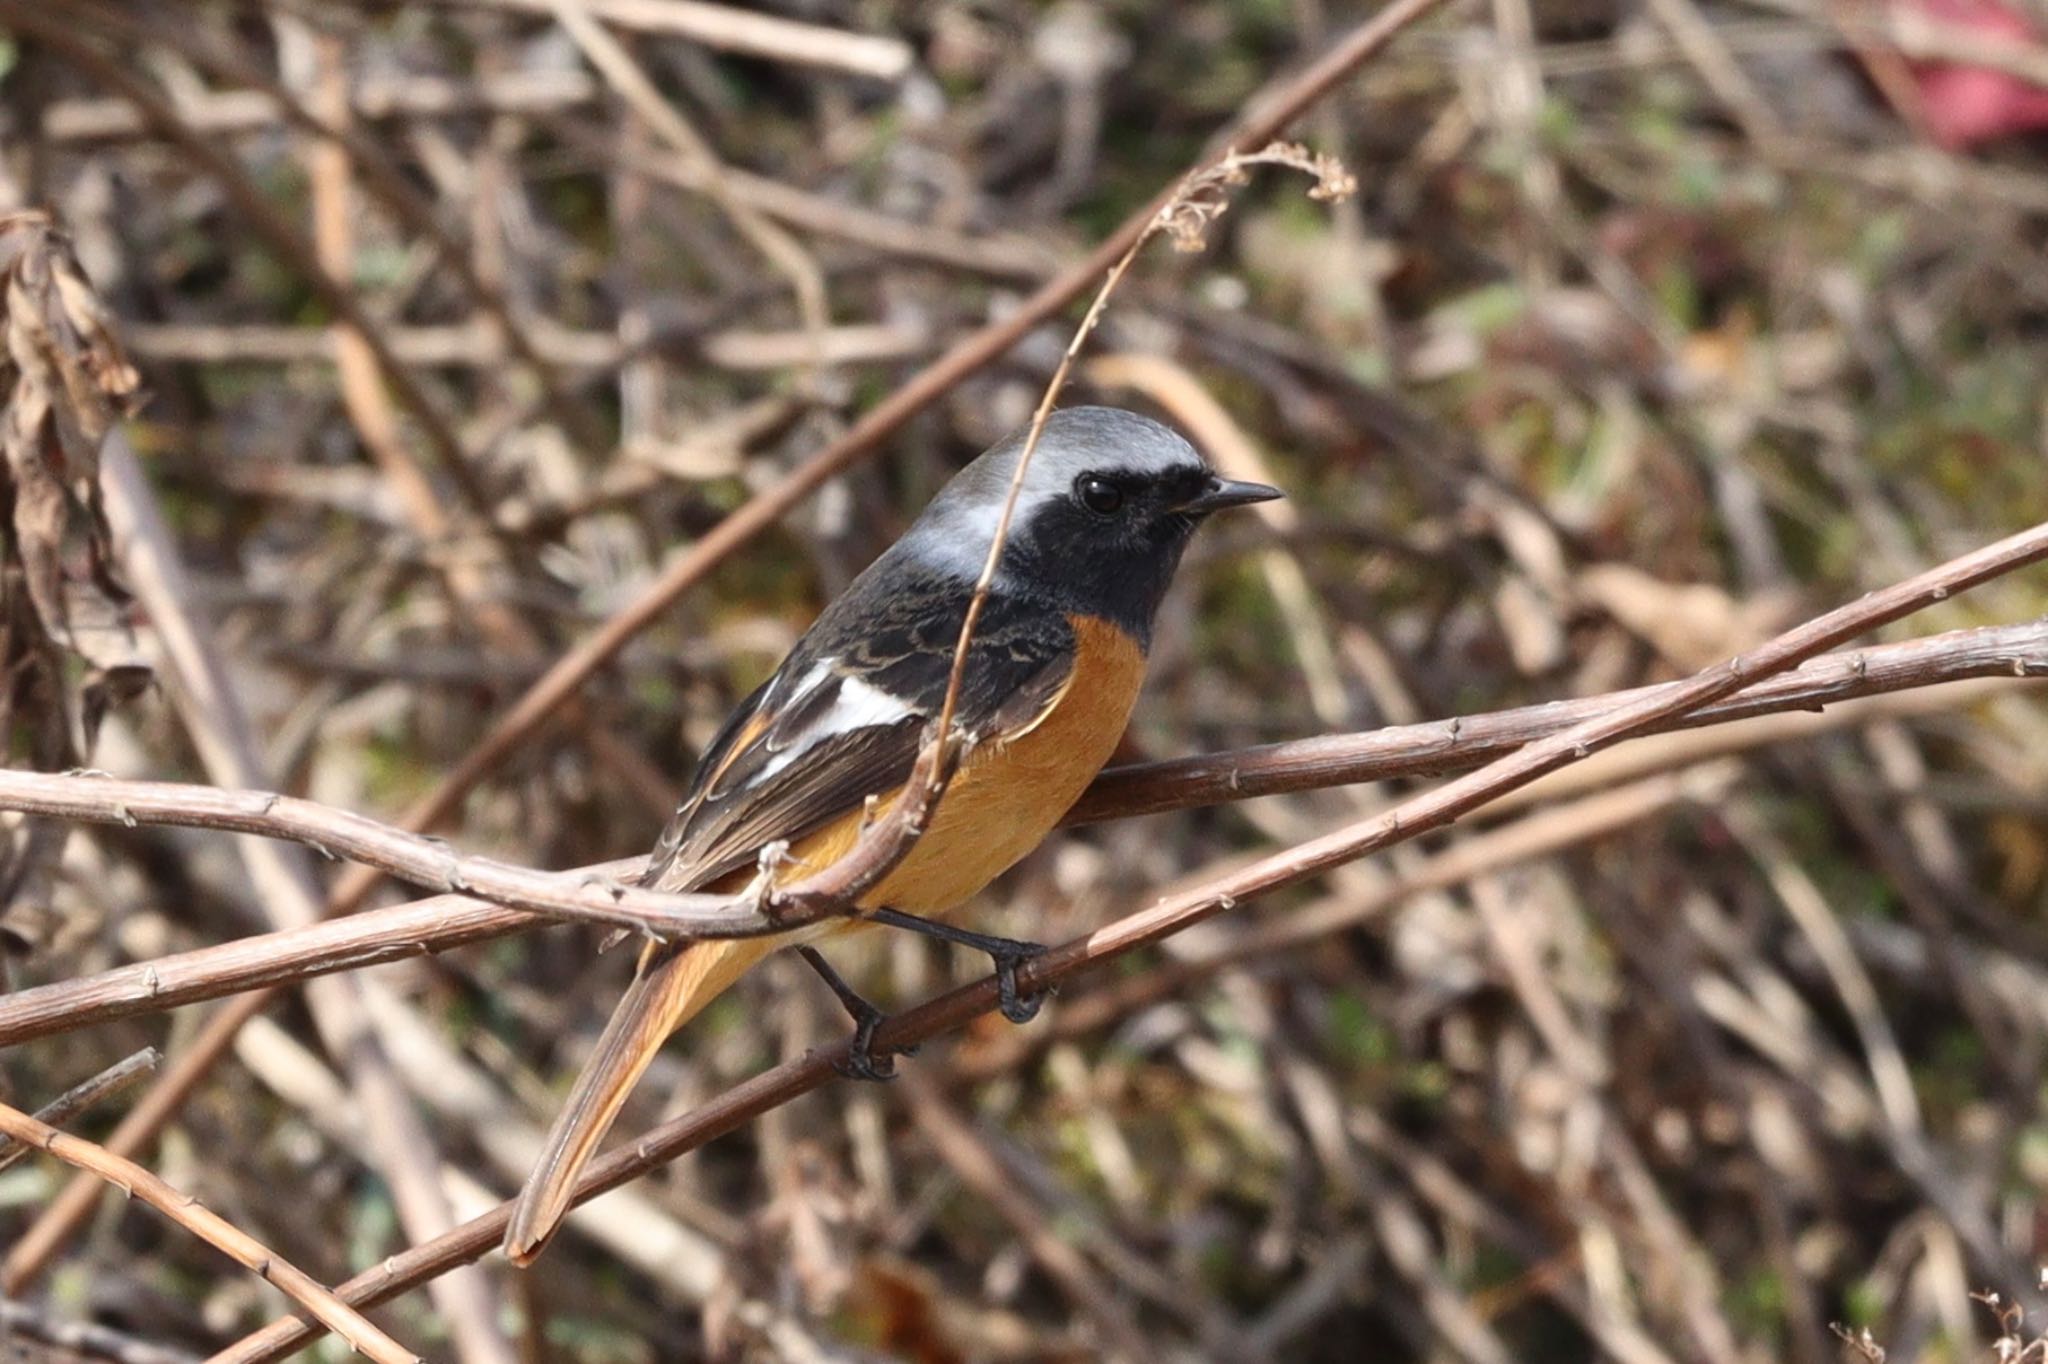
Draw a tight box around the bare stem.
[0,1048,159,1174]
[0,1099,421,1364]
[4,620,2039,1051]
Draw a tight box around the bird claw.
[802,944,918,1082]
[832,1008,922,1081]
[834,1011,899,1082]
[992,943,1051,1024]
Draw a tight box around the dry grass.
[4,2,2048,1362]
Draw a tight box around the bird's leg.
[866,907,1051,1024]
[797,946,913,1081]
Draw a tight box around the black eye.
[1075,475,1123,516]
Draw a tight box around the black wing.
[642,561,1075,893]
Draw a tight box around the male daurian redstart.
[506,406,1280,1262]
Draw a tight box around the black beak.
[1176,476,1284,515]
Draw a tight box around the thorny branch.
[0,1046,158,1174]
[0,1098,421,1364]
[0,767,839,938]
[0,618,2037,1049]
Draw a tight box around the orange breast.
[771,613,1146,915]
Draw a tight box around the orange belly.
[774,612,1146,913]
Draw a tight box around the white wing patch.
[819,671,917,731]
[752,663,919,784]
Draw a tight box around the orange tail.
[505,934,781,1264]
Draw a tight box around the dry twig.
[0,1098,421,1364]
[0,1046,158,1174]
[2,620,2037,1050]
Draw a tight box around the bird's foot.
[798,946,915,1082]
[837,1006,899,1082]
[868,908,1053,1025]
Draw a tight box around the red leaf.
[1891,0,2048,148]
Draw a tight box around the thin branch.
[0,1297,201,1364]
[212,515,2048,1362]
[121,318,934,371]
[0,770,794,936]
[953,762,1742,1083]
[2,996,271,1292]
[2,620,2039,1050]
[0,1047,159,1174]
[44,67,598,140]
[301,26,466,573]
[0,1099,421,1364]
[606,140,1056,279]
[1068,616,2048,822]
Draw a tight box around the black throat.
[995,500,1198,648]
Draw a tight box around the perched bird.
[506,406,1280,1263]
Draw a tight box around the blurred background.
[4,0,2048,1360]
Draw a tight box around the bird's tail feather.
[504,934,779,1264]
